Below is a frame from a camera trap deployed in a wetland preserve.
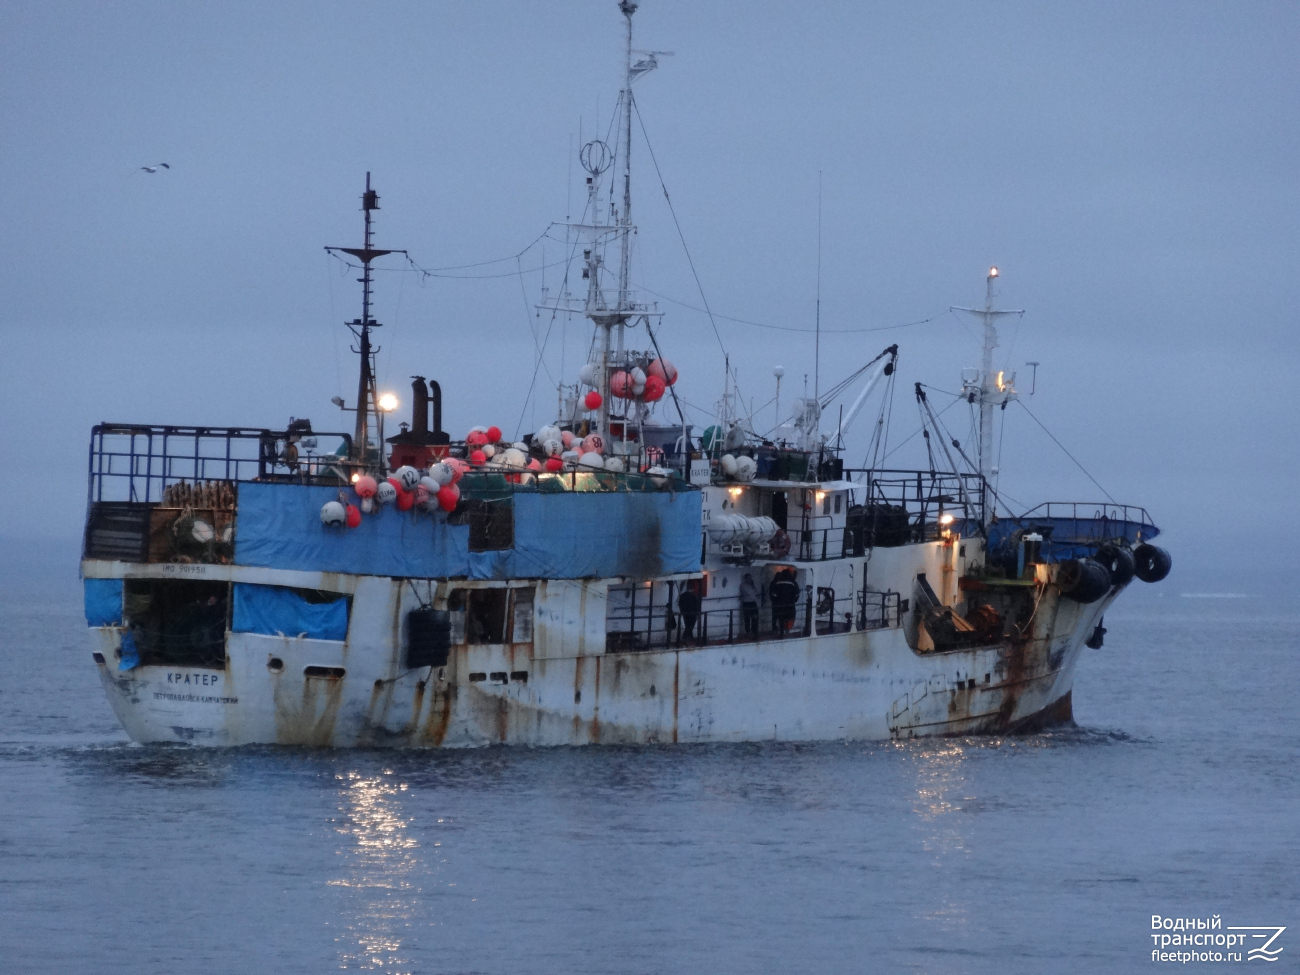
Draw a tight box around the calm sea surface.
[1,556,1296,974]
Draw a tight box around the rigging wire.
[631,97,727,363]
[517,254,558,391]
[878,393,962,464]
[634,282,939,335]
[325,251,343,396]
[1015,400,1119,504]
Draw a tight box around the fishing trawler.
[80,1,1170,747]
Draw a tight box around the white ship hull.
[82,540,1108,748]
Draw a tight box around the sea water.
[1,550,1296,974]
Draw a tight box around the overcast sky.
[2,1,1296,593]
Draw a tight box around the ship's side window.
[122,579,229,668]
[510,587,535,643]
[465,588,508,644]
[834,494,842,515]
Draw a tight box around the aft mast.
[325,174,406,469]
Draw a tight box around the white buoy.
[603,456,625,472]
[429,462,454,486]
[578,451,605,468]
[320,501,347,525]
[376,481,397,505]
[735,455,757,481]
[395,466,420,491]
[720,453,739,476]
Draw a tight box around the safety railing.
[1014,502,1156,534]
[604,585,903,651]
[86,424,352,504]
[605,591,813,652]
[734,469,988,562]
[857,588,904,631]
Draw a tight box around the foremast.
[953,266,1022,526]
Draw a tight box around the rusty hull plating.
[82,533,1120,748]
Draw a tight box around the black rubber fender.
[1095,543,1136,587]
[1057,558,1112,604]
[1133,543,1172,583]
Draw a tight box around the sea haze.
[0,551,1295,974]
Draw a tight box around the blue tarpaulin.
[118,630,140,671]
[234,481,701,580]
[232,583,350,641]
[84,578,123,626]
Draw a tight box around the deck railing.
[604,584,902,652]
[86,423,353,504]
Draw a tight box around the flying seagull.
[138,163,171,173]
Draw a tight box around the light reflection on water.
[332,770,423,973]
[909,741,977,935]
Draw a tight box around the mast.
[325,173,406,468]
[953,266,1022,526]
[534,1,666,438]
[618,0,635,319]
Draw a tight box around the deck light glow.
[939,512,955,526]
[377,393,398,412]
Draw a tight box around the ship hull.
[83,556,1109,748]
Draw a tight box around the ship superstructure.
[79,2,1170,747]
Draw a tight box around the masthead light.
[988,266,999,278]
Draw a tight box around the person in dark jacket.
[769,570,800,636]
[677,585,701,645]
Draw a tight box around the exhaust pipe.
[428,379,448,443]
[410,376,429,437]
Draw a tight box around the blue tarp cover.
[84,578,123,626]
[232,583,350,641]
[118,630,140,671]
[234,481,702,580]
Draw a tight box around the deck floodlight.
[378,393,398,413]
